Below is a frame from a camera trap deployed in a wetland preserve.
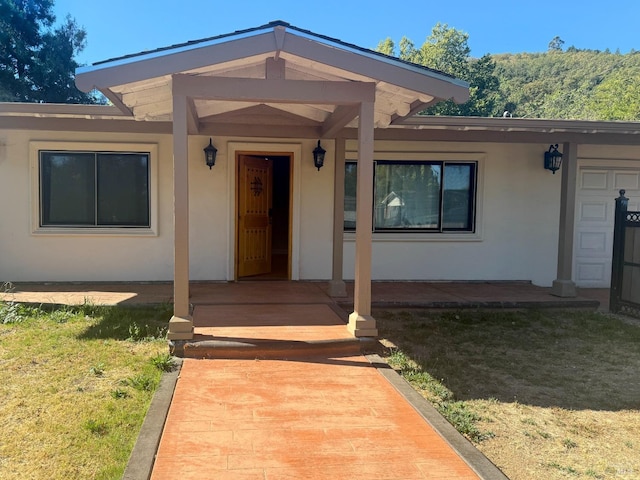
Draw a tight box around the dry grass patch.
[376,309,640,480]
[0,301,174,479]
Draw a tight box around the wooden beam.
[186,97,200,135]
[199,122,321,138]
[0,102,123,116]
[348,100,377,337]
[390,99,434,125]
[273,26,286,61]
[551,142,578,297]
[171,74,376,105]
[169,93,193,339]
[99,89,133,116]
[328,135,348,297]
[321,105,359,138]
[266,57,285,79]
[281,34,469,103]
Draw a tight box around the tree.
[415,23,471,79]
[376,38,395,56]
[492,49,640,120]
[377,23,500,117]
[548,36,565,52]
[586,67,640,120]
[0,0,96,103]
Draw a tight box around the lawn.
[0,300,173,480]
[376,308,640,480]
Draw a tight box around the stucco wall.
[1,128,588,286]
[0,130,335,282]
[0,130,175,282]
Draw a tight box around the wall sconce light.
[312,140,326,171]
[544,144,563,174]
[204,138,217,169]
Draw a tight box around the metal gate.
[610,189,640,316]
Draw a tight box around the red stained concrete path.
[150,356,481,480]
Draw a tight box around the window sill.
[344,231,482,242]
[32,227,158,237]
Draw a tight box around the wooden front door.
[237,155,273,277]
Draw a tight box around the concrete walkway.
[148,355,498,480]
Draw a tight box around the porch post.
[328,135,347,297]
[168,92,194,339]
[347,101,377,337]
[551,141,578,297]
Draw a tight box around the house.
[1,21,639,340]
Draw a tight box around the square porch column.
[328,135,347,297]
[168,93,193,340]
[348,101,377,337]
[551,141,577,297]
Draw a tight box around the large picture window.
[40,151,150,228]
[344,160,476,232]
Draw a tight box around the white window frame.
[30,141,159,236]
[344,151,485,242]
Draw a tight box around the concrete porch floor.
[2,280,606,358]
[0,279,607,311]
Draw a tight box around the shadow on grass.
[375,308,640,411]
[74,304,171,341]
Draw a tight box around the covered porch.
[73,21,470,341]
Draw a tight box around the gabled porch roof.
[74,20,469,138]
[73,20,474,341]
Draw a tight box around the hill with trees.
[493,47,640,120]
[378,26,640,121]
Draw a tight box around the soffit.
[74,21,470,135]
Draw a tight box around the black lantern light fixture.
[204,138,218,169]
[544,144,563,174]
[312,140,326,171]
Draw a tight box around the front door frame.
[227,142,302,281]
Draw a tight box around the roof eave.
[74,22,469,104]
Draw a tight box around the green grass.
[0,300,173,480]
[377,309,640,410]
[386,348,494,442]
[376,308,640,480]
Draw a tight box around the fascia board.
[76,26,469,104]
[75,32,277,92]
[279,33,469,103]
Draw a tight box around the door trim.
[227,142,302,280]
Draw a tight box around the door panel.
[238,155,273,277]
[575,167,640,287]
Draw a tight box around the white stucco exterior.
[1,21,639,295]
[7,127,636,287]
[0,130,338,283]
[342,140,561,286]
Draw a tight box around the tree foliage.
[378,24,640,121]
[377,23,500,117]
[493,49,640,120]
[0,0,96,103]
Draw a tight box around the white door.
[574,166,640,287]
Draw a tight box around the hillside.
[492,49,640,120]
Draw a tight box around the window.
[39,151,150,228]
[344,160,476,232]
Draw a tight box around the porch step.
[169,337,375,359]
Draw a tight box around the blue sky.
[54,0,639,66]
